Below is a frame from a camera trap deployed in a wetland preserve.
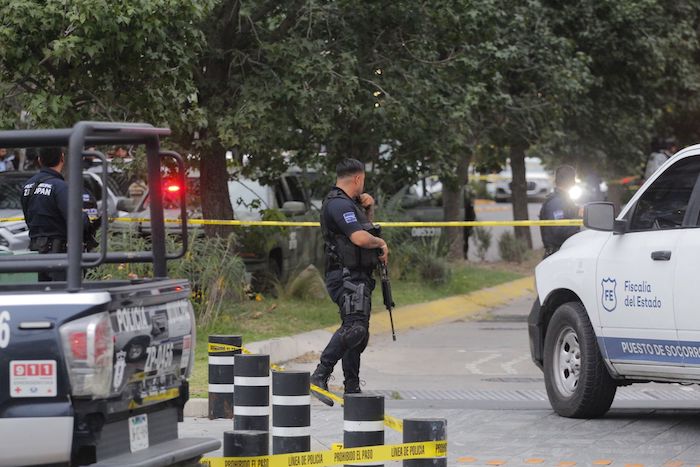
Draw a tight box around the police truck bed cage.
[0,121,188,291]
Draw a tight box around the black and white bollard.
[234,354,270,431]
[208,335,242,419]
[403,419,447,467]
[224,430,269,457]
[272,370,311,454]
[344,394,384,467]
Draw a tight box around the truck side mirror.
[583,202,616,232]
[281,201,306,216]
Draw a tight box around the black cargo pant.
[319,268,375,387]
[29,237,68,282]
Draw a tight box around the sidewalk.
[184,276,535,417]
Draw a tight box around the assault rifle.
[379,260,397,341]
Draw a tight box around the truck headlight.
[59,312,114,398]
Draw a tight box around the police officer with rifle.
[21,147,99,282]
[310,159,390,406]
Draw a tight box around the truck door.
[667,154,700,372]
[595,156,700,374]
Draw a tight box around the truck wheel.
[543,301,616,418]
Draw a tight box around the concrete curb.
[183,275,535,418]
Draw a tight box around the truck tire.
[543,301,616,418]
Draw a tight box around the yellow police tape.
[207,342,404,433]
[0,216,583,227]
[200,440,447,467]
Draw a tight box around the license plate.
[10,360,57,398]
[128,414,149,452]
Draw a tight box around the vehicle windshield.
[229,179,270,212]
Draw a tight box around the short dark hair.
[336,158,365,178]
[38,147,64,168]
[555,165,576,187]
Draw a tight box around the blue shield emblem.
[601,278,617,312]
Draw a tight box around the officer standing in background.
[540,165,580,259]
[21,147,95,282]
[310,159,389,406]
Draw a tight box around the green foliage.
[88,231,246,326]
[236,208,288,258]
[391,236,451,285]
[0,0,210,128]
[1,0,698,223]
[276,265,326,301]
[498,231,529,264]
[472,227,493,262]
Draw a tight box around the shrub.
[472,226,492,262]
[277,264,327,301]
[498,231,528,263]
[172,234,247,326]
[418,255,451,284]
[88,231,247,326]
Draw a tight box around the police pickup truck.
[530,145,700,419]
[0,123,219,466]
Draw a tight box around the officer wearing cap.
[310,159,389,405]
[539,165,580,258]
[21,147,96,281]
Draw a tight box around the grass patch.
[189,262,524,396]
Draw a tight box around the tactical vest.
[321,187,379,272]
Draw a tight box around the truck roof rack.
[0,121,188,292]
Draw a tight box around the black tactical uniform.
[312,186,377,399]
[539,188,580,258]
[21,167,93,281]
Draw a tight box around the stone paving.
[182,295,700,466]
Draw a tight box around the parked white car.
[486,157,553,202]
[530,145,700,418]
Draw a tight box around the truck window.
[285,176,306,203]
[83,175,102,201]
[629,156,700,231]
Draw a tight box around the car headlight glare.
[569,185,583,201]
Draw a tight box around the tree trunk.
[443,154,471,260]
[509,144,533,249]
[200,138,235,237]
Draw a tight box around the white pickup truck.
[530,145,700,418]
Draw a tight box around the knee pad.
[342,322,368,349]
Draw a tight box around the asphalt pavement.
[183,292,700,466]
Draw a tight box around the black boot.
[344,379,362,395]
[310,364,335,407]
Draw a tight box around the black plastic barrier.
[234,354,271,431]
[223,430,269,457]
[208,335,242,419]
[403,419,447,467]
[344,394,385,467]
[272,370,311,454]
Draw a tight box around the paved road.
[183,293,700,466]
[470,202,543,261]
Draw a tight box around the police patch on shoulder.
[343,212,358,224]
[553,209,565,220]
